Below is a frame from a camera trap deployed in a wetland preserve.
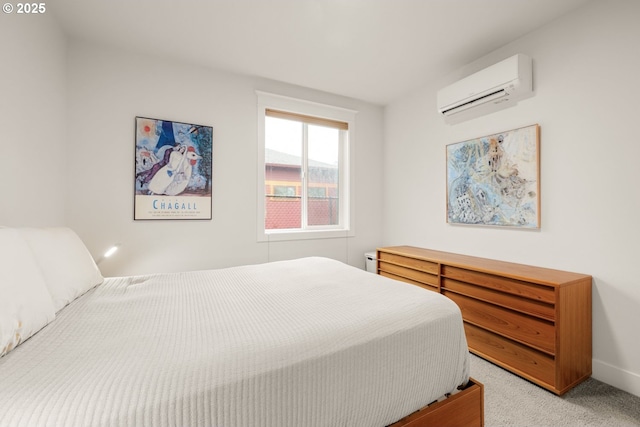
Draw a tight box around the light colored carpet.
[469,354,640,426]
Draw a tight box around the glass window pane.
[307,125,339,226]
[265,117,302,229]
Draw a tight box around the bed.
[0,227,483,427]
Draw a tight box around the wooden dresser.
[377,245,592,395]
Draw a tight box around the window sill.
[258,228,354,242]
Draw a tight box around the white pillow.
[20,227,104,312]
[0,228,56,357]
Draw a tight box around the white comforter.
[0,257,469,427]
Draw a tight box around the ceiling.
[51,0,590,105]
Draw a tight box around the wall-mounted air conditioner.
[437,54,532,124]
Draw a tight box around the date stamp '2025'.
[3,2,46,14]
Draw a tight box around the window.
[273,186,297,198]
[257,92,356,241]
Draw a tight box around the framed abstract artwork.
[134,117,213,220]
[446,124,540,228]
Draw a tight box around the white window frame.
[257,91,356,242]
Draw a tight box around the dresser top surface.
[377,246,592,287]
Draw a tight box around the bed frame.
[390,377,484,427]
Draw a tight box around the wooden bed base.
[390,377,484,427]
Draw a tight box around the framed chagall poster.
[134,117,213,220]
[446,124,540,228]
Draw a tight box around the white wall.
[0,14,67,226]
[383,0,640,396]
[66,40,384,276]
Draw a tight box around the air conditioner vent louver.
[441,88,507,116]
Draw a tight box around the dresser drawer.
[464,323,556,388]
[442,278,555,321]
[380,271,439,292]
[442,265,555,304]
[444,291,556,354]
[378,261,439,286]
[378,252,439,275]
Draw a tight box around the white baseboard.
[593,358,640,398]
